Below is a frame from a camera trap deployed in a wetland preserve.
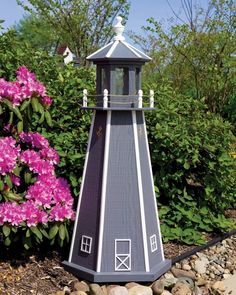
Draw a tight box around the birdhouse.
[63,16,171,282]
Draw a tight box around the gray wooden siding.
[136,111,164,268]
[71,111,107,270]
[101,111,145,272]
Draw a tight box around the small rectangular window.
[81,235,93,254]
[150,234,158,252]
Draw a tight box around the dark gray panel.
[136,111,164,268]
[101,111,145,272]
[71,111,107,270]
[63,259,171,282]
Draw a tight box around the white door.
[115,239,131,271]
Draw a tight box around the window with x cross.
[115,239,131,271]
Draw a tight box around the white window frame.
[115,239,131,271]
[80,235,93,254]
[150,234,158,252]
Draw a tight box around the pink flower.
[0,137,20,175]
[41,96,52,106]
[50,204,75,221]
[20,132,49,149]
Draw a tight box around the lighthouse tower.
[63,17,171,282]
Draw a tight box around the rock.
[152,279,164,295]
[193,285,202,295]
[109,286,128,295]
[71,292,88,295]
[63,286,71,294]
[164,273,175,280]
[171,268,196,280]
[73,282,90,292]
[90,284,105,295]
[194,260,208,274]
[160,291,172,295]
[101,285,108,295]
[107,285,119,294]
[209,273,215,279]
[182,264,191,271]
[163,277,178,288]
[196,278,207,286]
[223,274,231,279]
[211,281,226,292]
[177,277,194,290]
[56,291,65,295]
[125,283,140,289]
[128,285,153,295]
[171,282,191,295]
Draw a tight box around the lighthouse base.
[62,259,171,283]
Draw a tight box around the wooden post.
[83,89,88,107]
[103,89,108,108]
[150,90,154,108]
[138,90,143,108]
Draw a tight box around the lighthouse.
[63,17,171,282]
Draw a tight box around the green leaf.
[183,162,190,169]
[38,111,45,124]
[24,172,32,184]
[26,229,31,238]
[20,99,31,111]
[30,226,43,240]
[5,175,13,189]
[4,237,11,246]
[40,228,50,239]
[59,223,66,241]
[49,224,59,239]
[0,180,4,191]
[45,110,53,126]
[3,224,11,237]
[17,121,23,133]
[31,97,39,112]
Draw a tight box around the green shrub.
[145,83,236,244]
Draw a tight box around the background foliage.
[0,0,235,246]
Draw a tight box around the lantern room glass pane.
[114,67,129,95]
[101,67,109,92]
[135,68,140,94]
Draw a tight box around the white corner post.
[103,89,108,108]
[150,90,154,108]
[138,90,143,108]
[83,89,88,107]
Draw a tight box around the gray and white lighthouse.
[63,17,171,282]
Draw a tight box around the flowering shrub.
[0,67,75,248]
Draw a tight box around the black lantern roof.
[87,17,151,62]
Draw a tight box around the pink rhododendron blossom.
[10,175,20,186]
[0,66,52,106]
[50,204,75,221]
[39,147,59,164]
[19,132,49,149]
[0,137,20,175]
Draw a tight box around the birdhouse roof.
[87,17,151,62]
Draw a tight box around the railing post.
[138,90,143,108]
[150,90,154,108]
[103,89,108,108]
[83,89,88,107]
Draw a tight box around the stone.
[107,285,119,294]
[182,264,191,271]
[128,285,153,295]
[109,286,128,295]
[177,277,194,290]
[101,285,108,295]
[71,292,88,295]
[196,278,207,286]
[63,286,71,294]
[211,281,226,292]
[171,268,196,280]
[164,273,175,280]
[152,279,164,295]
[163,277,178,288]
[223,274,231,279]
[171,282,191,295]
[125,283,140,289]
[90,284,105,295]
[194,260,208,274]
[193,285,202,295]
[56,291,65,295]
[73,281,90,292]
[160,291,172,295]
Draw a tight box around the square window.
[80,235,93,254]
[150,234,158,252]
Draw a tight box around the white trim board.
[132,111,150,272]
[96,110,112,272]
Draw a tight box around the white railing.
[82,89,155,109]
